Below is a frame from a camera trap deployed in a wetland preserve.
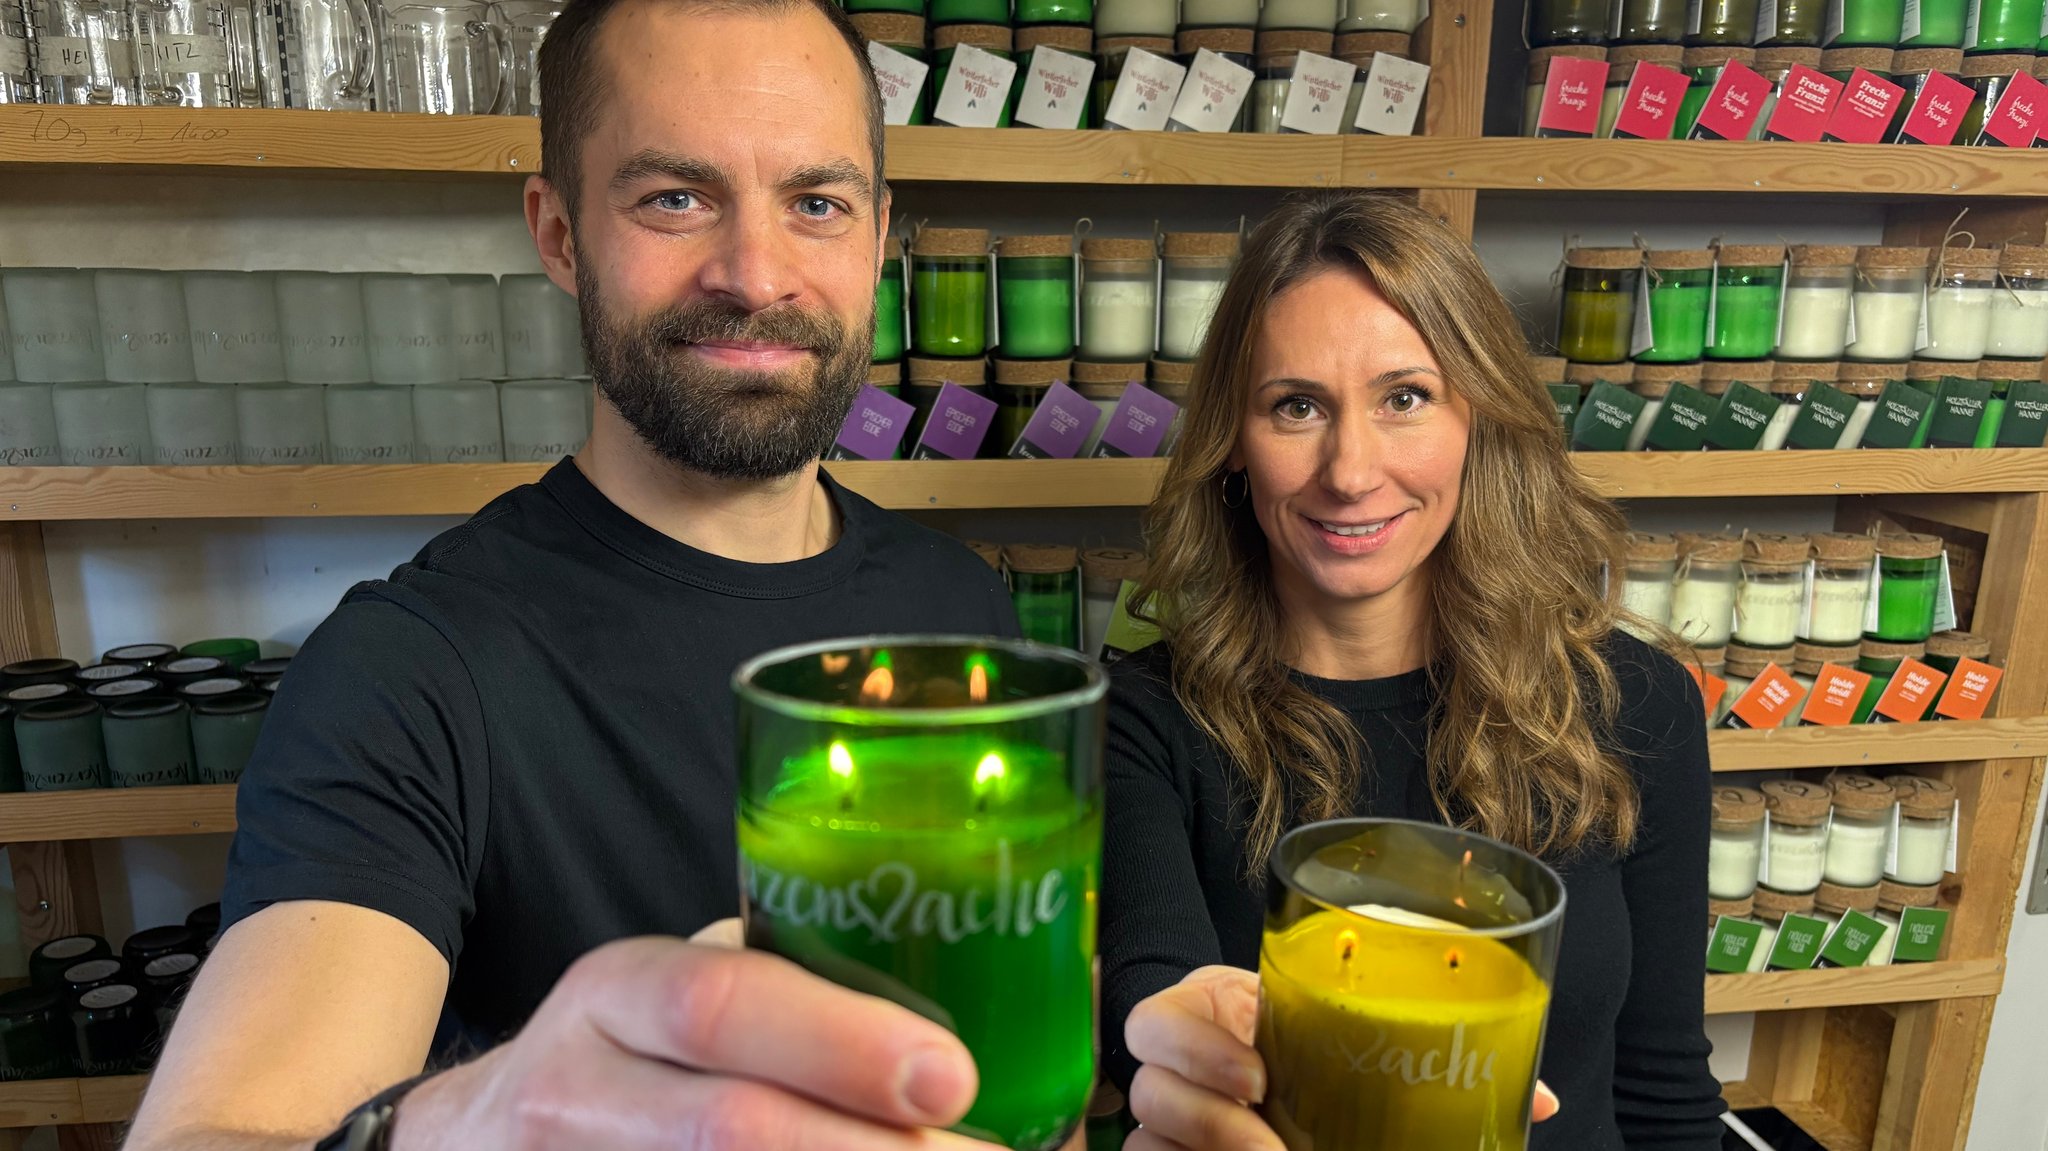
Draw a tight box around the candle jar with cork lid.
[1922,246,2001,362]
[1751,48,1826,136]
[875,236,907,362]
[1338,32,1418,131]
[1721,643,1794,727]
[1866,880,1941,965]
[1988,246,2048,359]
[1828,0,1905,49]
[1824,773,1896,888]
[1629,362,1702,451]
[931,25,1018,126]
[1846,247,1931,362]
[1524,46,1610,134]
[1675,47,1757,136]
[865,362,907,457]
[1750,888,1818,970]
[1735,533,1810,648]
[1792,641,1860,725]
[905,356,989,447]
[1558,248,1642,365]
[1885,774,1956,885]
[1529,0,1615,45]
[1761,779,1833,895]
[997,235,1077,360]
[1921,630,1991,718]
[1872,533,1945,643]
[1970,0,2043,52]
[1758,0,1828,46]
[1709,786,1767,900]
[1804,532,1876,644]
[1812,881,1884,966]
[1016,27,1097,113]
[1853,638,1925,722]
[1611,0,1686,44]
[1759,361,1821,448]
[1829,362,1903,446]
[1887,51,1965,143]
[1710,245,1788,361]
[1617,532,1679,639]
[1173,30,1256,131]
[1079,238,1158,361]
[1601,46,1687,136]
[1092,36,1177,124]
[1005,544,1082,649]
[1898,4,1966,47]
[1339,0,1420,33]
[912,229,992,358]
[1693,644,1730,723]
[1978,359,2047,446]
[1072,360,1144,456]
[1777,246,1857,360]
[1149,358,1194,453]
[991,357,1073,455]
[1159,232,1237,360]
[1671,533,1742,647]
[850,15,931,123]
[1700,360,1776,449]
[1081,547,1147,656]
[1251,31,1337,131]
[1632,248,1712,359]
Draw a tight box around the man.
[125,0,1018,1145]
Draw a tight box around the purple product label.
[829,384,916,461]
[912,382,999,460]
[1091,382,1180,458]
[1010,381,1102,459]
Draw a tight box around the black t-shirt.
[1100,632,1726,1151]
[221,460,1018,1044]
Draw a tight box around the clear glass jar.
[1525,46,1610,136]
[1710,248,1787,361]
[1886,775,1955,884]
[1735,535,1809,647]
[1759,370,1809,449]
[1845,251,1932,362]
[1988,247,2048,360]
[1689,0,1759,45]
[1831,369,1896,447]
[1251,39,1321,133]
[1777,247,1857,360]
[1671,536,1741,647]
[1761,793,1830,896]
[1709,787,1767,900]
[1339,31,1416,132]
[1719,647,1786,728]
[1921,250,1999,362]
[912,228,993,358]
[1072,362,1143,456]
[1079,238,1157,362]
[1804,533,1875,643]
[875,240,906,363]
[1823,777,1895,887]
[1338,0,1420,32]
[1159,234,1236,361]
[1558,251,1641,364]
[1872,535,1943,643]
[1529,0,1614,45]
[997,238,1077,360]
[1617,532,1679,640]
[1092,35,1175,126]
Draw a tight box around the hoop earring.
[1220,470,1250,509]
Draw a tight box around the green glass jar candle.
[1675,47,1756,136]
[1601,46,1687,135]
[932,24,1019,125]
[191,693,268,785]
[1689,0,1760,45]
[846,0,925,15]
[1711,246,1788,361]
[1017,0,1089,24]
[15,699,106,792]
[1958,55,2031,141]
[929,0,1008,25]
[992,358,1071,454]
[1637,249,1714,362]
[0,987,71,1081]
[849,14,933,124]
[876,237,907,364]
[1976,359,2047,446]
[1699,360,1777,448]
[1630,362,1706,452]
[1091,35,1175,125]
[1871,533,1945,643]
[102,698,194,789]
[733,637,1105,1150]
[1016,26,1097,128]
[1174,29,1258,132]
[913,228,993,358]
[1920,630,1990,717]
[1970,0,2044,51]
[1758,0,1829,45]
[1529,0,1614,44]
[1557,248,1642,365]
[1887,49,1967,137]
[181,637,260,669]
[997,235,1077,360]
[1005,545,1083,649]
[1525,45,1612,135]
[1831,0,1906,45]
[1612,0,1686,43]
[1852,639,1923,722]
[1752,47,1826,136]
[1899,0,1966,46]
[904,356,989,446]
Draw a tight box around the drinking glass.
[1,1,33,103]
[489,0,558,115]
[29,0,140,104]
[449,275,506,380]
[0,384,63,466]
[413,379,502,462]
[95,269,194,384]
[236,382,327,464]
[325,383,415,463]
[1257,819,1565,1151]
[131,0,238,106]
[53,381,152,466]
[4,269,106,383]
[500,273,585,378]
[145,381,238,465]
[184,271,285,383]
[362,274,457,385]
[498,376,588,461]
[273,0,375,108]
[735,637,1106,1151]
[276,272,371,384]
[375,0,509,114]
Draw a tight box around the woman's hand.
[1121,966,1561,1151]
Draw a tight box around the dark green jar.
[997,235,1077,359]
[1004,544,1082,650]
[103,698,195,789]
[991,358,1072,453]
[1899,0,1966,45]
[1757,0,1829,45]
[912,228,993,357]
[928,0,1008,24]
[875,237,907,363]
[931,24,1019,125]
[0,987,71,1081]
[15,699,106,792]
[1687,0,1759,46]
[1969,0,2043,52]
[1016,0,1089,24]
[191,693,269,785]
[846,0,925,14]
[1092,35,1175,125]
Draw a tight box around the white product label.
[0,33,26,76]
[1352,53,1431,135]
[1168,47,1255,132]
[144,953,200,978]
[1758,811,1773,885]
[1631,271,1656,357]
[1964,0,1981,48]
[1932,550,1957,632]
[1755,0,1779,38]
[1915,281,1933,351]
[1844,289,1859,345]
[1705,259,1720,348]
[1946,799,1960,872]
[867,41,931,126]
[1013,45,1097,130]
[1902,0,1922,41]
[1863,561,1883,634]
[37,35,99,77]
[1797,559,1817,640]
[147,32,229,73]
[1280,50,1355,135]
[933,44,1018,128]
[66,959,121,983]
[1104,47,1186,131]
[1886,802,1901,874]
[1776,257,1791,345]
[1825,0,1845,43]
[42,937,97,961]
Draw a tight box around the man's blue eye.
[797,197,838,217]
[651,192,697,212]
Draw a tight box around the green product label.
[1705,916,1765,974]
[1767,913,1830,970]
[1786,384,1864,449]
[1817,909,1889,968]
[1927,377,1994,448]
[1997,379,2048,448]
[1570,380,1647,452]
[1101,578,1161,659]
[1645,383,1717,451]
[1547,383,1580,441]
[1892,907,1950,962]
[1860,381,1937,449]
[1703,381,1782,450]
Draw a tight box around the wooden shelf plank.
[0,785,236,844]
[1709,717,2048,773]
[0,1076,146,1128]
[1704,959,2004,1014]
[74,1075,147,1124]
[1574,449,2048,499]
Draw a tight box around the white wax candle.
[1889,818,1950,885]
[1671,569,1737,647]
[1734,577,1804,646]
[1837,398,1879,449]
[1804,571,1870,644]
[1626,398,1661,451]
[1260,0,1341,28]
[1747,921,1778,971]
[1252,78,1290,133]
[1986,288,2048,358]
[1823,817,1888,888]
[1080,279,1157,361]
[1597,85,1624,138]
[1843,290,1923,362]
[1776,286,1852,359]
[1338,0,1421,30]
[1708,832,1762,899]
[1159,276,1227,361]
[1094,0,1179,37]
[1182,0,1261,22]
[1865,912,1899,966]
[1919,285,1993,361]
[1764,824,1826,893]
[1619,574,1674,635]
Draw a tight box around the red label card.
[1898,69,1976,145]
[1731,663,1810,729]
[1933,658,2003,720]
[1689,61,1772,140]
[1873,658,1949,723]
[1823,68,1906,144]
[1801,664,1872,726]
[1538,56,1609,137]
[1763,65,1842,142]
[1978,70,2048,147]
[1612,62,1690,140]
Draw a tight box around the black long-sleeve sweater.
[1099,630,1727,1151]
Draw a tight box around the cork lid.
[1335,30,1411,64]
[1072,359,1146,386]
[1682,46,1756,68]
[965,540,1003,570]
[884,236,903,259]
[1692,645,1727,670]
[2002,243,2048,272]
[1625,531,1680,562]
[1097,35,1175,53]
[1962,53,2033,79]
[1755,46,1824,69]
[1527,45,1606,79]
[1790,244,1859,268]
[1810,531,1876,562]
[868,361,903,386]
[1632,361,1704,397]
[1709,897,1755,922]
[1680,533,1744,562]
[999,234,1074,258]
[1776,360,1838,381]
[914,227,991,257]
[1793,641,1861,672]
[1255,30,1335,58]
[1878,880,1941,911]
[1982,358,2047,383]
[2036,55,2048,79]
[1713,785,1767,829]
[994,357,1072,385]
[1016,24,1092,53]
[1529,355,1568,385]
[1745,532,1811,565]
[1816,880,1881,915]
[1762,778,1833,825]
[1886,773,1958,820]
[934,23,1012,51]
[1726,642,1792,678]
[1718,243,1787,268]
[1565,362,1627,386]
[1150,358,1196,386]
[1820,47,1895,73]
[1926,630,1990,660]
[905,355,988,385]
[1876,531,1944,560]
[1859,245,1932,269]
[1609,44,1685,68]
[1004,543,1079,574]
[1162,231,1240,259]
[1861,638,1927,661]
[1179,27,1255,54]
[1083,237,1156,261]
[1647,248,1716,270]
[1892,48,1963,74]
[1755,886,1816,920]
[1937,247,2002,273]
[1909,358,1976,381]
[1082,547,1148,583]
[1829,771,1897,813]
[848,12,926,44]
[1565,247,1641,271]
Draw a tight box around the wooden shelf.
[1704,958,2004,1015]
[0,1074,144,1128]
[1708,717,2048,773]
[0,785,235,843]
[5,108,2045,197]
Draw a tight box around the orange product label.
[1800,664,1871,726]
[1873,658,1949,723]
[1933,658,2003,721]
[1731,663,1809,729]
[1686,663,1728,720]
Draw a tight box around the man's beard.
[578,264,873,481]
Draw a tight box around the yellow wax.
[1257,910,1551,1151]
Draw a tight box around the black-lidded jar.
[124,925,200,970]
[102,643,178,668]
[185,903,222,950]
[0,987,71,1081]
[30,935,110,989]
[1,659,79,690]
[70,983,156,1077]
[61,958,126,1001]
[141,952,202,1038]
[154,656,229,688]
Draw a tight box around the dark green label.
[1817,909,1889,968]
[1927,377,1994,448]
[1704,381,1781,450]
[1547,383,1580,441]
[1705,916,1764,973]
[1860,381,1937,449]
[1786,384,1863,449]
[1997,380,2048,448]
[1767,913,1830,970]
[1892,907,1949,962]
[1570,380,1647,452]
[1645,383,1717,451]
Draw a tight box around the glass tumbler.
[498,377,589,461]
[94,270,193,384]
[375,0,509,114]
[362,274,458,385]
[29,0,141,105]
[449,274,505,381]
[131,0,238,106]
[500,274,586,378]
[0,384,62,466]
[324,383,415,463]
[276,271,371,384]
[184,271,285,383]
[235,382,327,464]
[1257,818,1564,1151]
[273,0,375,108]
[413,379,503,462]
[736,637,1106,1151]
[488,0,559,115]
[53,381,152,466]
[146,381,238,465]
[3,270,105,384]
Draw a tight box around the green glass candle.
[1851,642,1919,722]
[0,987,71,1081]
[735,638,1106,1151]
[875,251,907,364]
[1899,0,1966,45]
[929,0,1008,22]
[1710,251,1786,361]
[1638,256,1713,363]
[1871,540,1943,642]
[1006,546,1081,649]
[103,699,195,789]
[1675,65,1715,135]
[848,0,926,12]
[180,637,259,669]
[1758,0,1829,44]
[191,693,269,785]
[1016,0,1090,22]
[913,229,993,357]
[1689,0,1760,45]
[998,245,1077,359]
[1970,0,2043,51]
[1832,0,1905,44]
[1557,255,1641,364]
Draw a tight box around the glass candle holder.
[449,274,506,381]
[1557,249,1641,365]
[95,269,195,385]
[1845,248,1931,363]
[1529,0,1613,44]
[1776,246,1856,360]
[190,692,267,784]
[876,237,908,363]
[1674,47,1754,137]
[1091,36,1175,126]
[1617,532,1678,640]
[1612,0,1685,43]
[1629,362,1701,452]
[1252,33,1336,133]
[997,236,1077,360]
[1971,0,2043,51]
[1872,533,1944,643]
[276,271,371,385]
[1670,534,1741,647]
[931,25,1017,126]
[991,359,1069,455]
[1920,630,1989,717]
[1159,233,1236,362]
[236,382,327,465]
[1005,544,1082,650]
[1734,533,1809,647]
[1760,779,1831,894]
[1898,1,1965,45]
[2,269,104,384]
[1832,0,1905,45]
[53,381,151,467]
[1804,532,1875,644]
[1688,0,1758,45]
[15,699,107,792]
[0,987,72,1081]
[500,273,587,379]
[1710,786,1767,899]
[1853,639,1922,722]
[1709,246,1786,361]
[1757,363,1814,449]
[1791,641,1859,725]
[1823,773,1895,888]
[1885,774,1955,884]
[146,381,239,467]
[1757,0,1828,44]
[1976,361,2043,447]
[1920,247,1998,362]
[499,377,589,462]
[363,273,457,385]
[913,229,993,359]
[734,637,1106,1151]
[1956,56,2025,142]
[850,14,932,123]
[1256,818,1564,1151]
[1987,244,2048,360]
[1339,32,1419,133]
[183,271,285,384]
[904,357,989,446]
[1080,547,1145,657]
[1071,361,1142,456]
[0,384,62,467]
[1079,238,1157,362]
[1636,249,1712,362]
[1831,365,1898,447]
[324,383,417,464]
[413,380,504,463]
[1017,0,1090,25]
[102,698,195,789]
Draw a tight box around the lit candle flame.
[861,666,894,703]
[821,653,851,675]
[975,752,1006,788]
[969,662,988,703]
[1336,929,1358,965]
[829,741,855,779]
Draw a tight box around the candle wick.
[839,794,854,813]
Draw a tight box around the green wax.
[1013,569,1080,650]
[913,258,991,357]
[929,0,1008,20]
[739,733,1099,1151]
[875,261,907,363]
[998,258,1076,359]
[1976,396,2007,446]
[1972,0,2044,50]
[1833,0,1905,45]
[1758,0,1828,43]
[1852,656,1903,722]
[1899,0,1965,43]
[1015,0,1092,21]
[1873,555,1941,641]
[1711,274,1783,360]
[846,0,925,11]
[990,383,1045,459]
[1690,0,1760,44]
[1558,269,1638,363]
[1676,67,1717,135]
[1639,276,1710,362]
[932,46,1018,127]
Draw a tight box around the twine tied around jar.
[1929,207,1979,291]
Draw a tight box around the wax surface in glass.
[1873,556,1940,642]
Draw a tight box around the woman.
[1101,191,1724,1151]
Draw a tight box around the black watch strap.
[315,1072,435,1151]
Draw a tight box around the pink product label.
[1979,70,2047,147]
[1612,62,1690,140]
[1690,61,1772,140]
[1537,57,1610,136]
[1763,65,1842,142]
[1822,68,1905,143]
[1898,69,1975,145]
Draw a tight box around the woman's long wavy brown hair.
[1135,191,1638,871]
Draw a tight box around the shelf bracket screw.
[255,154,265,162]
[35,900,47,912]
[1454,14,1465,24]
[510,158,521,168]
[1536,176,1545,183]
